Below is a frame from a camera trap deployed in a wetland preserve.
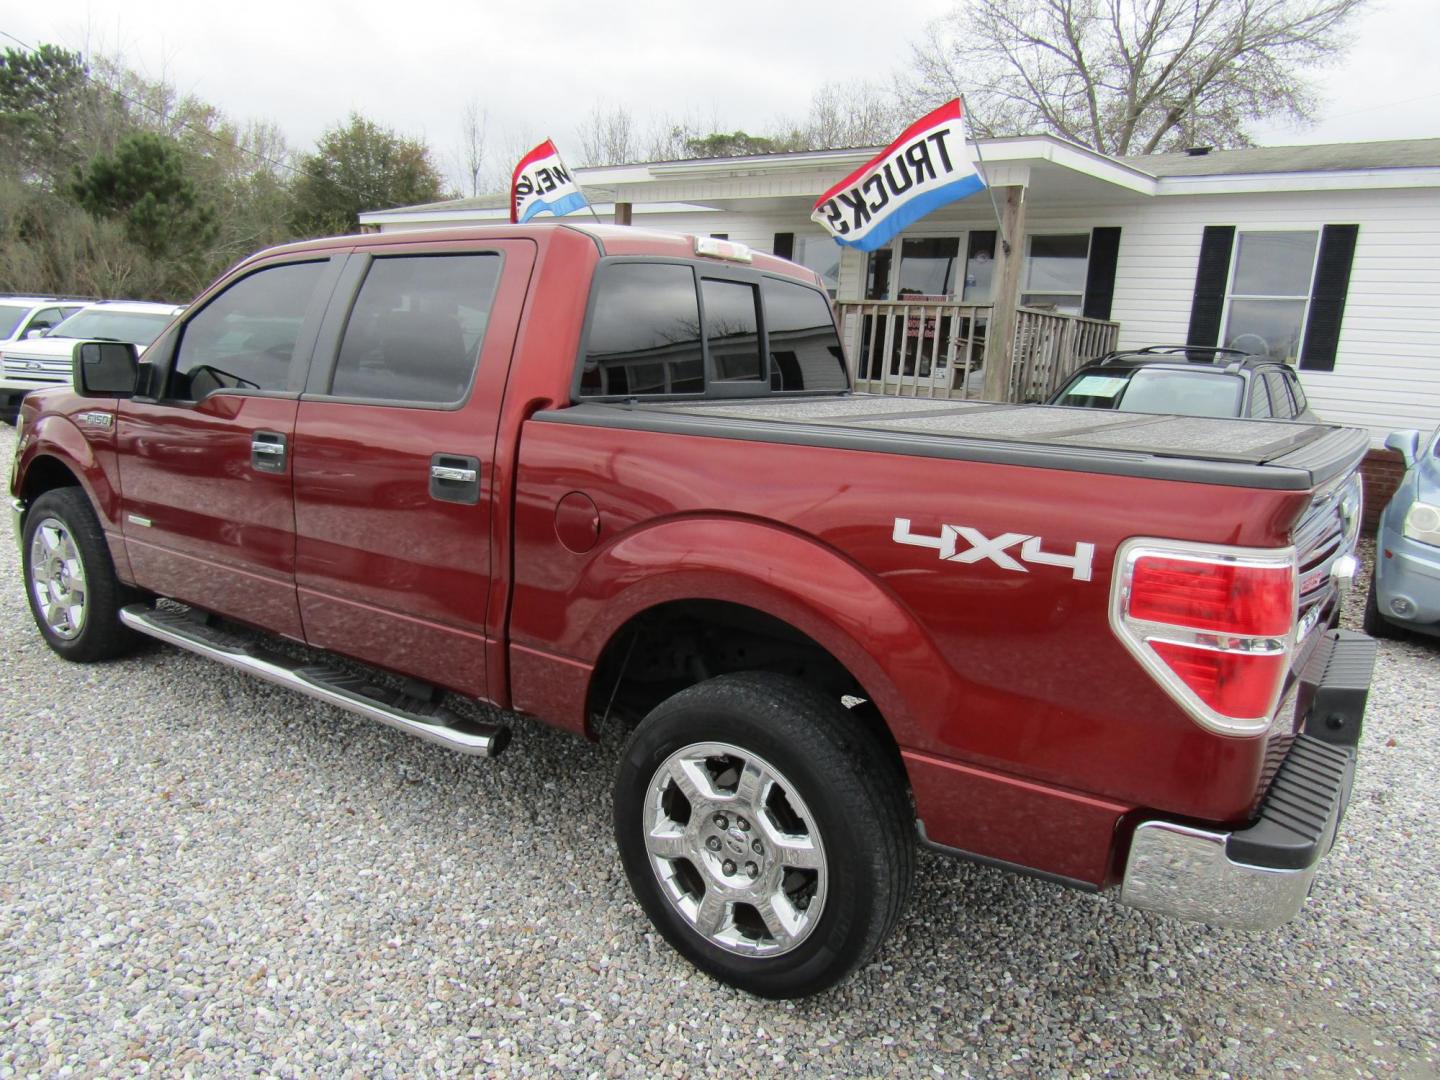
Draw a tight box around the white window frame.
[1020,232,1091,313]
[1219,228,1322,366]
[867,230,999,303]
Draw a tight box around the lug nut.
[722,859,737,876]
[712,813,729,829]
[751,840,763,856]
[706,836,721,852]
[737,817,750,832]
[745,862,758,879]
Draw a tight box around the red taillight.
[1112,541,1296,736]
[1129,556,1293,637]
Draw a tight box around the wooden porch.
[838,300,1120,403]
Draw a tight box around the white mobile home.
[362,137,1440,457]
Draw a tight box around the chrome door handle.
[251,431,287,473]
[430,465,477,483]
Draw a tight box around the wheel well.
[586,600,904,776]
[20,456,81,503]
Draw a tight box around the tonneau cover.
[538,395,1371,492]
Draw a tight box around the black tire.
[1362,572,1401,640]
[613,671,914,999]
[21,487,144,662]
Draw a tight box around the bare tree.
[785,81,907,149]
[451,99,488,198]
[902,0,1372,155]
[576,103,640,166]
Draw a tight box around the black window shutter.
[1187,226,1235,346]
[773,232,795,260]
[1300,224,1358,372]
[1082,227,1121,320]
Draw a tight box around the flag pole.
[961,94,1011,256]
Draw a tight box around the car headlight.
[1403,501,1440,547]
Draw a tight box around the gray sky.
[8,0,1438,181]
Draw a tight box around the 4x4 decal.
[892,518,1096,582]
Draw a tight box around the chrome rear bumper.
[1120,630,1374,930]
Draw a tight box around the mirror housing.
[1384,429,1421,470]
[74,341,140,398]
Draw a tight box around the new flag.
[810,99,986,252]
[510,140,588,223]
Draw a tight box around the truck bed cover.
[537,395,1370,491]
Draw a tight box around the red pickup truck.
[9,224,1375,998]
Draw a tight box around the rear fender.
[521,516,971,752]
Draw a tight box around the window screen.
[331,254,500,404]
[702,279,762,382]
[1221,231,1319,364]
[762,279,847,392]
[173,261,326,399]
[581,263,704,396]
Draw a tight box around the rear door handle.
[430,454,481,504]
[251,431,287,473]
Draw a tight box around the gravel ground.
[1,420,1436,1078]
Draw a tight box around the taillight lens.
[1112,541,1297,736]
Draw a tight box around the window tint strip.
[1299,224,1358,373]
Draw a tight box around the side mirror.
[23,327,47,339]
[74,341,139,397]
[1384,428,1421,470]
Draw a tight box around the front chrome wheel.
[643,741,827,957]
[28,516,88,640]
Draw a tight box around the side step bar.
[119,604,509,757]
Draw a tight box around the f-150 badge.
[893,518,1095,582]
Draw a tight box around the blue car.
[1367,424,1440,639]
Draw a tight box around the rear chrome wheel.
[644,741,827,957]
[615,672,913,999]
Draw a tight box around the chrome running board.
[119,604,509,757]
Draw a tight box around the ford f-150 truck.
[9,224,1376,998]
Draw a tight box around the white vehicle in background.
[0,300,184,422]
[0,296,88,348]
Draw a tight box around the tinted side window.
[702,278,762,382]
[1263,370,1295,418]
[1286,370,1308,413]
[1247,374,1273,418]
[581,263,703,397]
[174,261,326,399]
[761,279,848,392]
[28,306,67,335]
[331,254,501,404]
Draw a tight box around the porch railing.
[838,300,1119,403]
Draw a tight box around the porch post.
[981,185,1028,402]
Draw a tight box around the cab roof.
[241,222,818,285]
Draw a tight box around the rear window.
[581,263,704,397]
[762,279,848,392]
[1053,368,1243,418]
[579,261,847,399]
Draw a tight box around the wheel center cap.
[724,831,747,856]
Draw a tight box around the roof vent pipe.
[1184,146,1213,157]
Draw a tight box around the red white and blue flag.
[810,99,986,252]
[510,139,589,224]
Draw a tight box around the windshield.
[0,304,30,339]
[48,309,174,346]
[1054,368,1243,418]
